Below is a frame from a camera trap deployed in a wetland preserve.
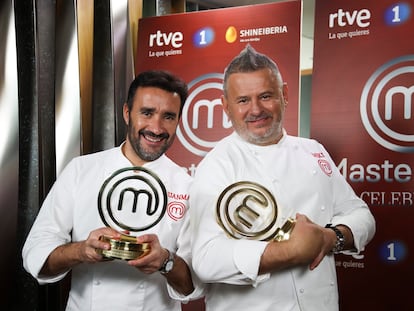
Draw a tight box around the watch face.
[165,260,174,272]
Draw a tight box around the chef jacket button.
[330,282,335,286]
[139,284,144,289]
[94,280,100,286]
[299,288,305,293]
[321,205,326,211]
[312,170,317,175]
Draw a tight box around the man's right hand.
[78,227,121,263]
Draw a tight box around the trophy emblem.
[97,166,167,260]
[216,181,295,242]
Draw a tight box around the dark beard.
[128,129,173,162]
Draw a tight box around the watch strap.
[159,249,175,274]
[325,224,345,254]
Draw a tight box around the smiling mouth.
[249,117,267,123]
[141,131,168,143]
[246,116,271,127]
[246,113,272,124]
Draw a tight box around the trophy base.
[97,235,150,260]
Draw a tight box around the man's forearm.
[40,242,83,276]
[163,255,194,296]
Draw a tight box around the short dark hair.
[223,44,283,98]
[127,70,188,116]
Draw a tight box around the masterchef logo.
[360,55,414,153]
[318,159,333,177]
[167,201,186,221]
[312,152,332,177]
[176,73,233,156]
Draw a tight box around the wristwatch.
[159,249,175,274]
[325,224,345,254]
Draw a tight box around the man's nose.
[250,98,263,113]
[147,116,164,134]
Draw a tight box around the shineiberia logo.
[225,26,237,43]
[225,24,289,44]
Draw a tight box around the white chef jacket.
[22,145,201,311]
[190,131,375,311]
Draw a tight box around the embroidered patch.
[167,201,186,221]
[318,159,332,177]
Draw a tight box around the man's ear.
[221,95,230,116]
[123,103,129,125]
[282,83,288,107]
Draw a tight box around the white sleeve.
[321,143,376,253]
[190,155,269,286]
[22,161,76,284]
[167,208,206,301]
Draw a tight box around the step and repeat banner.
[135,1,301,175]
[311,0,413,310]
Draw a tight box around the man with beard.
[23,70,202,310]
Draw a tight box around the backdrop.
[311,0,414,310]
[136,0,302,174]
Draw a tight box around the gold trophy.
[97,234,150,260]
[216,181,295,242]
[97,167,167,260]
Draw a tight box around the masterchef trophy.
[97,167,167,260]
[216,181,295,242]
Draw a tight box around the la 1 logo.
[384,3,411,26]
[360,55,414,153]
[176,73,233,157]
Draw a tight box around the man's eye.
[237,98,248,104]
[165,115,176,120]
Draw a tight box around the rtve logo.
[176,73,233,156]
[329,8,371,28]
[360,55,414,153]
[148,30,183,48]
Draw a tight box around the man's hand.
[127,234,195,296]
[78,227,122,263]
[127,234,168,274]
[260,213,329,273]
[287,214,327,269]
